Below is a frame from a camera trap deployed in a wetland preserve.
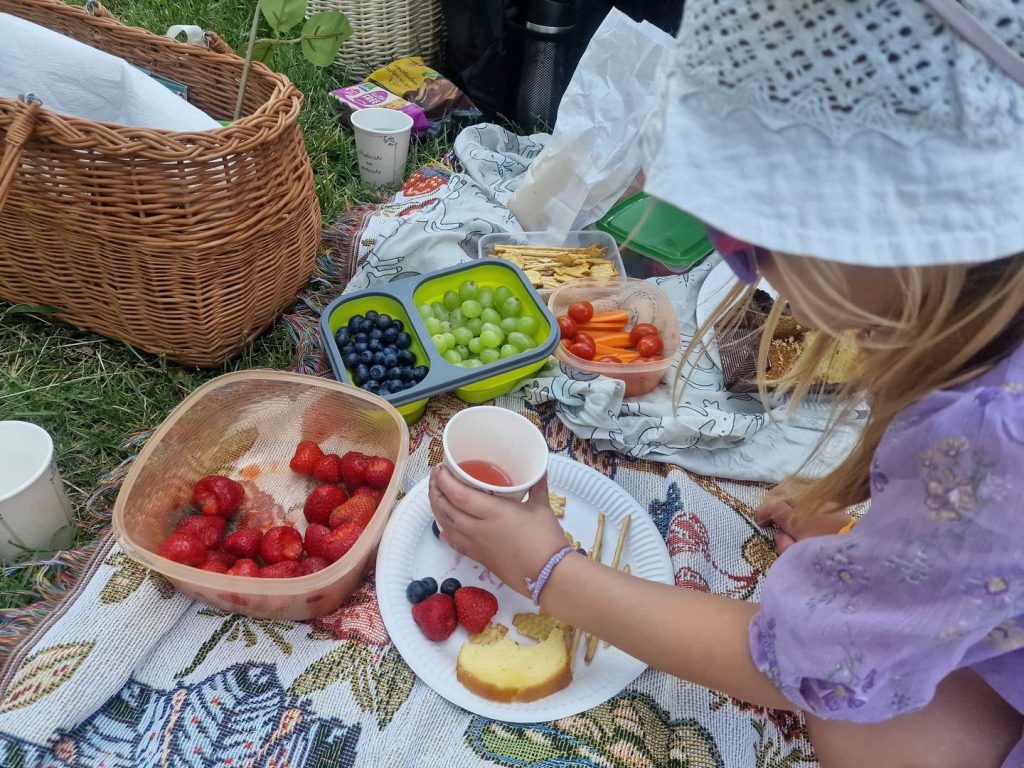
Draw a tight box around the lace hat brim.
[642,1,1024,268]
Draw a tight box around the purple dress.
[750,343,1024,766]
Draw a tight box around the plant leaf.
[299,12,352,67]
[0,642,94,713]
[252,38,276,65]
[372,645,415,729]
[4,304,60,316]
[258,0,307,34]
[287,641,371,697]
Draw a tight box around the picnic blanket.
[0,126,821,767]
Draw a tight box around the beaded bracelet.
[525,546,584,606]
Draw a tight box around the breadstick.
[586,517,630,663]
[570,512,606,670]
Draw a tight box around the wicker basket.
[0,0,321,367]
[308,0,445,79]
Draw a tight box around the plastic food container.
[477,230,626,298]
[112,371,409,621]
[548,279,681,397]
[321,259,559,424]
[596,193,712,276]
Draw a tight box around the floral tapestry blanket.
[0,126,819,768]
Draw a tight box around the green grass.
[0,0,448,610]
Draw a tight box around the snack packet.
[330,83,430,138]
[369,57,482,136]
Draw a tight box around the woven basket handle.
[0,95,41,213]
[86,1,235,57]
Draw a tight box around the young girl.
[430,1,1024,765]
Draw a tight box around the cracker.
[487,243,619,290]
[513,612,572,641]
[469,623,509,645]
[549,491,566,518]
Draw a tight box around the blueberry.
[385,366,403,381]
[412,365,429,382]
[396,332,412,349]
[334,328,350,346]
[440,578,461,597]
[355,332,369,344]
[398,349,416,365]
[353,364,369,385]
[369,364,386,381]
[432,520,441,539]
[358,349,374,365]
[376,314,392,330]
[342,352,360,369]
[387,379,406,393]
[353,341,368,354]
[358,319,374,334]
[406,580,429,604]
[403,367,417,382]
[382,350,399,368]
[373,351,387,366]
[365,310,379,322]
[368,339,383,353]
[420,576,438,595]
[392,319,404,333]
[364,379,381,391]
[347,315,363,331]
[369,328,384,341]
[383,327,399,344]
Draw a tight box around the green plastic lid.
[597,193,712,269]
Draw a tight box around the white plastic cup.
[350,108,414,188]
[442,406,549,501]
[0,421,75,561]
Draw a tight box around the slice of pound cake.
[457,624,572,702]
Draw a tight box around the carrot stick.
[575,322,628,333]
[588,310,630,325]
[593,346,641,362]
[586,332,632,348]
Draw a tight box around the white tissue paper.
[507,9,675,232]
[0,12,219,131]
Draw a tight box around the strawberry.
[289,440,324,475]
[304,523,331,559]
[198,549,236,573]
[304,484,349,526]
[295,556,329,576]
[176,515,226,549]
[260,526,304,564]
[226,558,260,577]
[223,529,263,559]
[363,456,395,490]
[412,593,458,641]
[454,586,499,634]
[328,495,377,530]
[322,522,363,562]
[352,485,384,505]
[340,451,368,488]
[312,454,344,483]
[259,561,299,578]
[192,475,245,517]
[157,532,206,566]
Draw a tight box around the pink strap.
[921,0,1024,86]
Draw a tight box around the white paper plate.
[695,259,778,369]
[376,454,674,722]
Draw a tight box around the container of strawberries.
[548,279,681,397]
[112,371,409,620]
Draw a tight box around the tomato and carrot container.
[548,279,681,397]
[113,372,410,621]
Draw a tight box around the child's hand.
[428,466,569,598]
[755,483,851,553]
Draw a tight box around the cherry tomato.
[574,332,596,350]
[636,335,664,357]
[567,301,594,324]
[629,323,659,347]
[596,355,620,363]
[557,316,577,339]
[567,342,596,360]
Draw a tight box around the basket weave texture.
[0,0,322,367]
[308,0,445,79]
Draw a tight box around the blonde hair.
[677,253,1024,518]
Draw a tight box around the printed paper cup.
[350,107,414,188]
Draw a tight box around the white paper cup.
[0,421,75,561]
[442,406,549,501]
[350,107,414,188]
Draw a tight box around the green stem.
[233,3,263,122]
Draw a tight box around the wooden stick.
[585,517,631,663]
[570,513,605,671]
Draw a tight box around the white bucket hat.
[642,0,1024,268]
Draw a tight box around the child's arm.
[429,465,793,711]
[540,549,796,710]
